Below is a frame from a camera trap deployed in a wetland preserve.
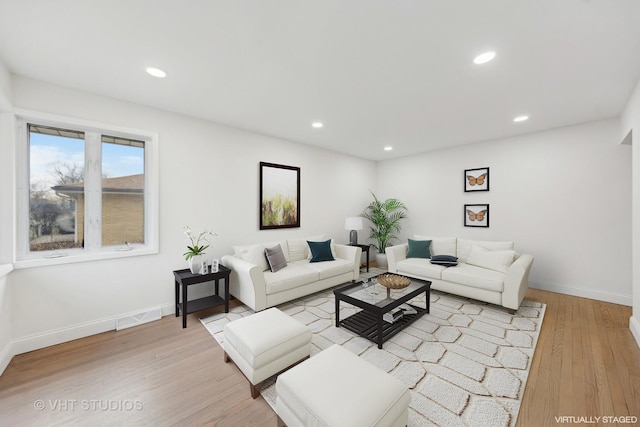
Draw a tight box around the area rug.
[201,272,545,427]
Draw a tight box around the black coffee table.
[334,276,431,349]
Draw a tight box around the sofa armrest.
[386,244,408,274]
[502,254,534,311]
[334,243,362,280]
[221,254,267,312]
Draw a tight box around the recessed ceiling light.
[146,67,167,78]
[513,115,529,122]
[473,51,496,65]
[311,122,323,128]
[384,146,393,151]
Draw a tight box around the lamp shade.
[344,217,363,231]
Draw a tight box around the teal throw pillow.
[407,239,432,259]
[307,239,335,262]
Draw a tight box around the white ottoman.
[223,307,312,399]
[275,344,411,427]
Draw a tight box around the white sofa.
[386,236,534,312]
[221,235,362,312]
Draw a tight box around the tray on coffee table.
[333,276,431,349]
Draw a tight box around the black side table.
[174,265,231,328]
[349,244,370,272]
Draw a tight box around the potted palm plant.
[361,192,408,268]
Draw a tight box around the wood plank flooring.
[0,289,639,426]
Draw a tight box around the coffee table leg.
[377,315,384,349]
[425,289,430,313]
[335,297,340,327]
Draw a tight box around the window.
[16,111,158,266]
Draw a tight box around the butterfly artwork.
[464,204,490,227]
[464,167,490,192]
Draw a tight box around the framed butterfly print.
[464,204,489,227]
[464,167,489,192]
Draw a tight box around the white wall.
[621,78,640,347]
[7,76,376,354]
[377,119,632,305]
[0,61,14,374]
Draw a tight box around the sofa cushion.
[308,239,335,262]
[466,245,515,273]
[441,263,505,292]
[414,235,457,257]
[265,244,288,273]
[396,258,446,280]
[303,258,354,280]
[234,244,269,272]
[407,238,431,259]
[456,239,514,263]
[265,264,319,295]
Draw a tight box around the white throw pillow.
[414,235,457,257]
[235,244,269,272]
[466,244,515,273]
[287,239,309,262]
[456,239,514,262]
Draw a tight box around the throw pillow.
[307,239,335,262]
[305,235,336,260]
[236,244,269,272]
[265,244,288,273]
[287,239,308,262]
[430,254,459,267]
[466,245,515,273]
[407,238,432,258]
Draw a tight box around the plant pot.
[188,255,204,274]
[375,253,388,269]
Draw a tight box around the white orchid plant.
[183,226,217,260]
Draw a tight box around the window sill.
[13,247,158,270]
[0,264,13,278]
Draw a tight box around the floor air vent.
[116,307,162,331]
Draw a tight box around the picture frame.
[260,162,300,230]
[464,167,490,192]
[464,204,490,228]
[210,259,219,273]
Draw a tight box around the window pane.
[29,125,85,251]
[101,136,145,246]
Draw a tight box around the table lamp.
[344,217,363,245]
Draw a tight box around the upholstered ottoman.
[275,344,411,427]
[223,307,312,399]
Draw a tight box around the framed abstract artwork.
[464,204,489,228]
[464,167,490,192]
[259,162,300,230]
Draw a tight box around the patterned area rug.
[201,270,545,427]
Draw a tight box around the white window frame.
[14,109,159,268]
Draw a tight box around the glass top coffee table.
[334,275,431,349]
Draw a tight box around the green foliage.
[361,192,407,253]
[262,195,298,226]
[183,226,216,260]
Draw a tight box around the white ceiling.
[1,0,640,161]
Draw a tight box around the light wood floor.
[0,289,638,426]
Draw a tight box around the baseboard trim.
[630,315,640,350]
[0,339,14,376]
[9,303,175,358]
[528,281,632,306]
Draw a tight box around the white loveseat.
[221,235,362,312]
[386,236,534,312]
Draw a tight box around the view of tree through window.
[28,125,146,252]
[29,125,85,251]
